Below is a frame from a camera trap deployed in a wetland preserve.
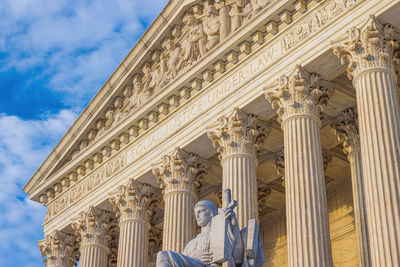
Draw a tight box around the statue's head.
[194,200,217,227]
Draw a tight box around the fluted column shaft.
[221,153,258,228]
[333,16,400,266]
[117,218,150,266]
[265,65,333,267]
[162,190,196,251]
[79,244,109,267]
[348,147,370,266]
[283,115,332,267]
[152,147,210,252]
[207,108,270,229]
[109,179,155,267]
[332,107,371,266]
[354,69,400,266]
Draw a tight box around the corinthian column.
[333,15,400,266]
[207,108,270,228]
[72,206,112,267]
[38,230,77,267]
[332,107,370,267]
[152,147,210,252]
[265,66,333,267]
[109,179,156,267]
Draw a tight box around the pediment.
[25,0,346,201]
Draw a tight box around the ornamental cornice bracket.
[331,15,400,81]
[206,107,271,159]
[265,65,334,123]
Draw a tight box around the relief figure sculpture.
[156,189,264,267]
[203,4,221,51]
[179,14,207,67]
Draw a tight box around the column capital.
[331,107,360,156]
[152,147,210,196]
[265,65,334,124]
[38,230,78,267]
[109,179,158,224]
[72,206,113,251]
[206,107,271,160]
[332,15,400,81]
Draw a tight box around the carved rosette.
[152,147,210,197]
[72,206,113,251]
[265,65,334,125]
[109,179,156,224]
[332,107,360,156]
[332,15,400,82]
[38,230,77,267]
[206,108,270,160]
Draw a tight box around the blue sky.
[0,0,168,265]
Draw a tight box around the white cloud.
[0,0,169,107]
[0,110,77,266]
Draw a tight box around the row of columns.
[38,16,399,267]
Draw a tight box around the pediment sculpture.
[157,189,264,267]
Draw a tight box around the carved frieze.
[45,153,126,221]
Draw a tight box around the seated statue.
[157,189,264,267]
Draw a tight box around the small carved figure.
[164,39,183,79]
[203,4,221,51]
[179,13,207,67]
[230,0,253,31]
[230,0,245,31]
[215,0,231,41]
[142,64,154,96]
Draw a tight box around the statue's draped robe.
[157,222,243,267]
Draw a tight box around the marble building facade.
[24,0,400,266]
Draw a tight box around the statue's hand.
[223,207,238,226]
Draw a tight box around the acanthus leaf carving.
[331,106,360,156]
[332,15,400,80]
[152,147,210,195]
[265,65,334,124]
[206,107,271,159]
[109,179,159,222]
[38,230,78,267]
[72,206,113,250]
